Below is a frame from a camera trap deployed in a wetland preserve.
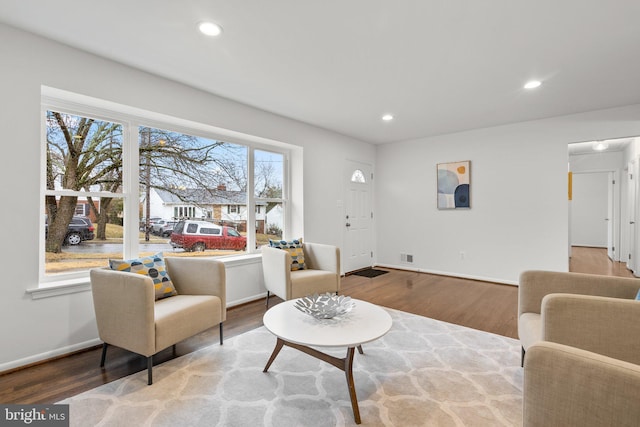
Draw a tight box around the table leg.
[263,339,363,424]
[344,347,361,424]
[263,337,285,372]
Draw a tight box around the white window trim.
[36,86,293,295]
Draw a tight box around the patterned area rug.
[61,309,523,426]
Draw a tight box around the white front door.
[343,161,373,273]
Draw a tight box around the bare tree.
[255,156,283,212]
[45,113,247,252]
[45,112,121,252]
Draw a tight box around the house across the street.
[146,185,273,233]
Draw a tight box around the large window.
[255,149,285,245]
[43,110,125,281]
[41,95,289,284]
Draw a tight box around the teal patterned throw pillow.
[269,238,306,271]
[109,252,178,300]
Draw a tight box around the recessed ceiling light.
[382,114,394,121]
[524,80,542,90]
[593,141,609,151]
[198,22,223,37]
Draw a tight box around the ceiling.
[568,138,633,156]
[2,1,640,144]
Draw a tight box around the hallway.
[570,246,636,278]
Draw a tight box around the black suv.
[45,216,96,245]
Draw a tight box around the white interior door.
[628,160,637,272]
[343,161,373,273]
[607,171,615,260]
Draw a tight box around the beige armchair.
[523,341,640,427]
[90,257,226,384]
[261,242,340,307]
[518,270,640,367]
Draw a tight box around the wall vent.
[401,253,414,263]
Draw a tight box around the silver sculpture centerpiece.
[295,293,355,319]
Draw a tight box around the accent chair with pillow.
[90,254,226,385]
[261,239,340,307]
[518,270,640,367]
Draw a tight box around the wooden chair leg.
[219,322,224,345]
[147,356,153,385]
[265,291,271,308]
[521,346,525,367]
[100,343,108,367]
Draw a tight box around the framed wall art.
[437,160,470,209]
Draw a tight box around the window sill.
[26,253,263,300]
[26,278,92,300]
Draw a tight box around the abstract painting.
[437,161,470,209]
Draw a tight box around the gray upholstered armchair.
[261,242,340,307]
[519,271,640,426]
[90,257,226,384]
[518,270,640,366]
[523,341,640,427]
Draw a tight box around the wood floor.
[1,246,634,404]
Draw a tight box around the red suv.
[170,220,246,252]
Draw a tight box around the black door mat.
[350,268,389,278]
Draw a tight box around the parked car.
[139,217,162,231]
[157,220,177,237]
[151,219,173,235]
[45,215,95,245]
[170,220,246,252]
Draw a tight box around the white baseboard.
[2,293,268,374]
[0,338,102,374]
[227,293,267,308]
[374,263,519,286]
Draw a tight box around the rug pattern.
[61,308,523,426]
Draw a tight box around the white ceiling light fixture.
[198,21,223,37]
[593,141,609,151]
[382,114,394,122]
[524,80,542,90]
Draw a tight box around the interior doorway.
[568,137,636,274]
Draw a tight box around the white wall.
[0,24,375,371]
[375,106,640,284]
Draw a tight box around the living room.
[1,2,640,425]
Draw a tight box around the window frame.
[40,88,291,288]
[254,148,287,243]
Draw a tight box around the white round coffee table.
[262,298,392,424]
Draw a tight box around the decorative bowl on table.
[295,293,355,319]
